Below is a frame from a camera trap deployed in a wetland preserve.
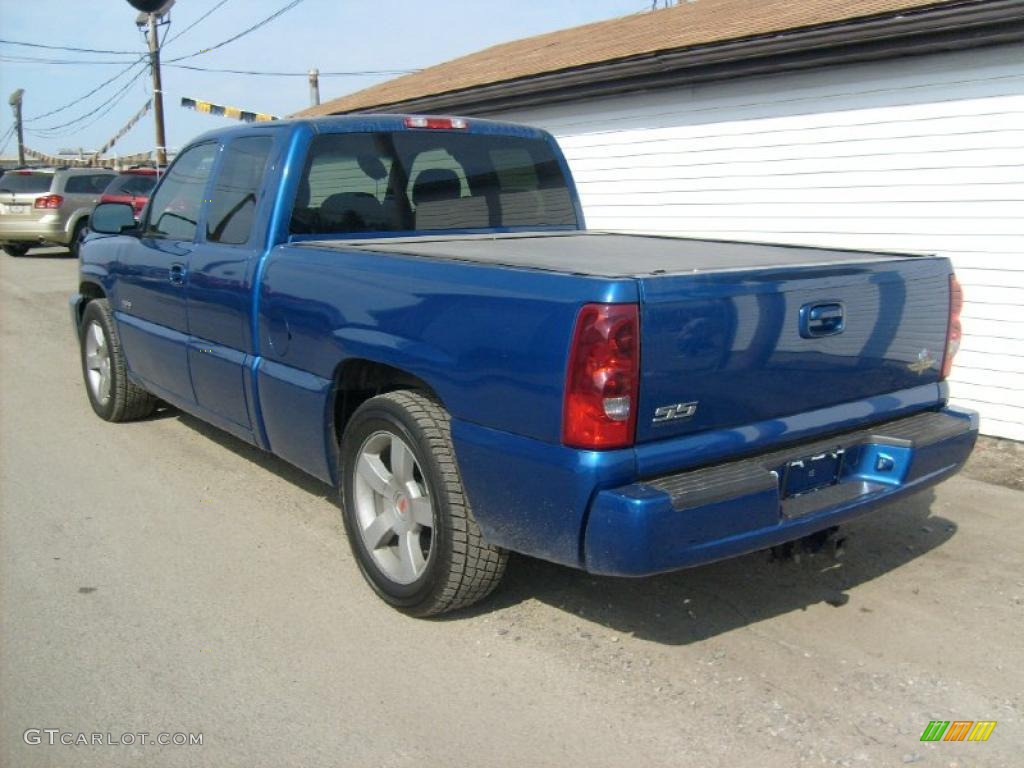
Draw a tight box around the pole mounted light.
[126,0,174,12]
[9,88,25,165]
[127,0,174,167]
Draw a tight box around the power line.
[0,125,16,155]
[25,58,148,122]
[0,54,142,66]
[0,38,143,56]
[31,80,143,140]
[28,68,149,136]
[166,0,307,62]
[164,0,232,47]
[167,63,418,77]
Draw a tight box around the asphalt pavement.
[1,249,1021,767]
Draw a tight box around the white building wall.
[493,43,1024,441]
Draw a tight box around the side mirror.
[91,202,138,235]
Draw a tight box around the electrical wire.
[0,38,142,56]
[0,125,16,155]
[25,58,149,122]
[164,0,232,47]
[166,63,417,76]
[165,0,307,62]
[30,80,143,141]
[28,67,149,137]
[0,54,142,65]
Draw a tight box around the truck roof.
[186,114,550,147]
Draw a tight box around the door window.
[144,143,217,240]
[65,175,114,194]
[206,136,274,245]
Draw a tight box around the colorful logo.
[920,721,997,742]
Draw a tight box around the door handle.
[800,302,844,338]
[169,263,186,286]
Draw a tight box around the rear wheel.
[79,299,157,421]
[3,243,29,257]
[340,390,507,616]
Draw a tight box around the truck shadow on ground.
[171,411,336,499]
[476,489,952,644]
[171,409,953,646]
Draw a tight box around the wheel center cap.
[394,492,410,519]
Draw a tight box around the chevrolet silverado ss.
[71,115,977,615]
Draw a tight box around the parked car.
[0,167,115,257]
[72,115,978,616]
[99,168,159,219]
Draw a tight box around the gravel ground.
[963,436,1024,492]
[1,251,1022,767]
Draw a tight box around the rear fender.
[62,209,92,242]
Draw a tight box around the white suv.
[0,167,115,257]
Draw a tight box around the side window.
[91,174,114,192]
[145,143,217,240]
[64,176,94,194]
[207,136,273,245]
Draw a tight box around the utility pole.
[146,13,168,166]
[8,89,25,166]
[308,68,321,108]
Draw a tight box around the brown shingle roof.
[300,0,958,116]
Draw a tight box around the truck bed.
[298,231,922,277]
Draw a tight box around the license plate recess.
[782,448,844,498]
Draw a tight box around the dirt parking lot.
[1,251,1021,768]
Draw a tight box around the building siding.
[493,43,1024,441]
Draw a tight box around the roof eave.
[315,0,1024,117]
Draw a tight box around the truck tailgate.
[636,256,951,443]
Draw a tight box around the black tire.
[69,219,88,259]
[79,299,158,422]
[340,390,508,616]
[4,243,29,257]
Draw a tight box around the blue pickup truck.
[72,115,977,616]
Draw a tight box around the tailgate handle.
[800,302,844,338]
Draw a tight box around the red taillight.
[403,116,468,130]
[563,303,640,450]
[33,194,63,209]
[941,274,964,380]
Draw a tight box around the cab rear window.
[290,131,577,235]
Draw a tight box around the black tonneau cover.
[299,231,922,278]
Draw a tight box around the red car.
[99,168,159,219]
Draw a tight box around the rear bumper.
[0,214,69,245]
[584,407,978,576]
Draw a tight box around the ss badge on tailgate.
[652,401,699,424]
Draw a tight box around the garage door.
[495,43,1024,441]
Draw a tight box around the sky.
[0,0,650,159]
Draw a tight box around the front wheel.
[340,390,508,616]
[79,299,158,421]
